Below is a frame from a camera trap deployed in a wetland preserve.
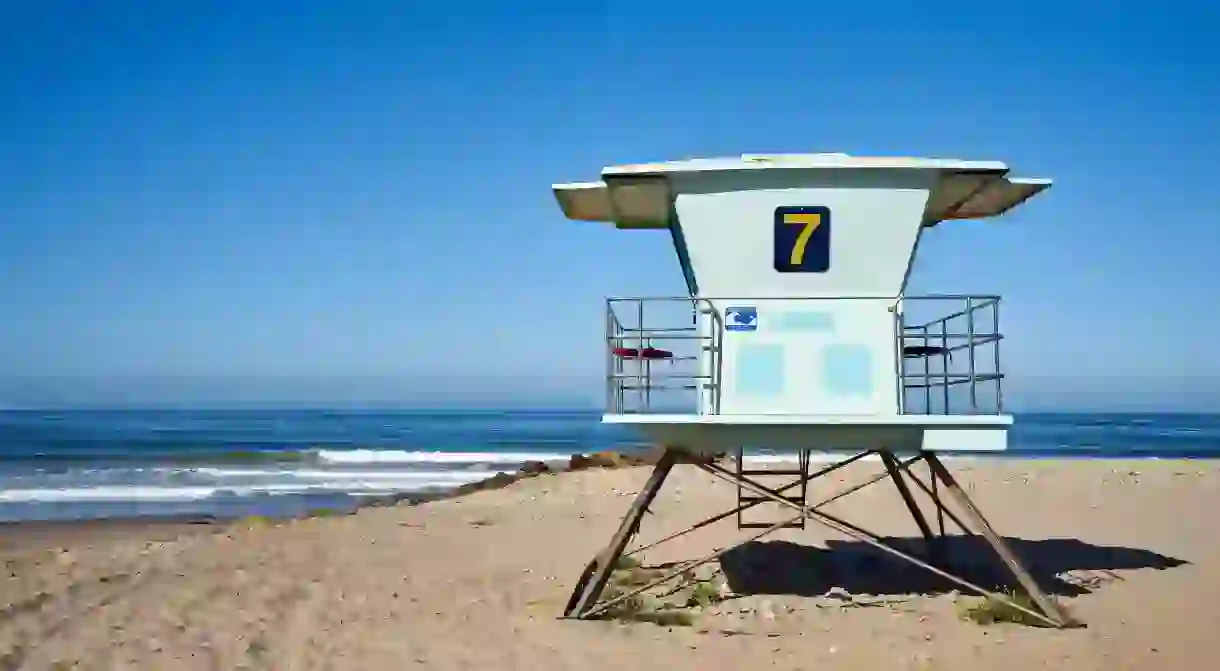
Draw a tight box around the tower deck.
[555,154,1051,455]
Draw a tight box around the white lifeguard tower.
[552,154,1078,628]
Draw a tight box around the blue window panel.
[774,311,835,333]
[735,344,786,396]
[821,344,874,397]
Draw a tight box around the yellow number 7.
[783,213,822,266]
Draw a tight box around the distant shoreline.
[5,448,1220,527]
[0,453,629,552]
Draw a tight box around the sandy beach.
[2,457,1219,670]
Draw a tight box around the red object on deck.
[612,347,673,360]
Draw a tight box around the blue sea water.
[1,409,1219,523]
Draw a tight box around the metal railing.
[898,295,1004,415]
[604,294,1005,416]
[605,297,723,415]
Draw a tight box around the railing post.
[993,299,1003,413]
[893,301,904,415]
[939,311,950,415]
[922,324,932,414]
[636,299,646,413]
[712,301,717,412]
[966,297,978,412]
[605,299,613,415]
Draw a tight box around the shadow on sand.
[716,536,1188,598]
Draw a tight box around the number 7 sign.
[773,206,831,273]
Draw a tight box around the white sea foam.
[0,471,499,504]
[311,449,870,466]
[0,450,963,507]
[315,450,571,465]
[189,467,502,480]
[0,486,221,503]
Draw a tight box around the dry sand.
[2,457,1220,670]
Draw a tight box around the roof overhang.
[553,154,1052,229]
[552,178,672,229]
[921,171,1052,226]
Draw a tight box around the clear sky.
[1,0,1218,410]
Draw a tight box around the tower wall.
[669,168,937,416]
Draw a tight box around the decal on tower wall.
[725,307,758,332]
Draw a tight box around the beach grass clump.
[598,586,696,627]
[612,565,665,588]
[613,555,642,570]
[686,580,722,608]
[956,590,1061,627]
[595,560,725,627]
[596,574,691,626]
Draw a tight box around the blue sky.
[1,0,1218,410]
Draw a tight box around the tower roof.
[553,153,1051,229]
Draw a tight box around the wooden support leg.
[880,451,938,550]
[923,454,1077,626]
[564,449,678,618]
[897,456,971,535]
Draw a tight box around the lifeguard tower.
[552,154,1080,628]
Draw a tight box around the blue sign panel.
[774,205,831,273]
[725,307,758,332]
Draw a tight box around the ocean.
[2,409,1219,523]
